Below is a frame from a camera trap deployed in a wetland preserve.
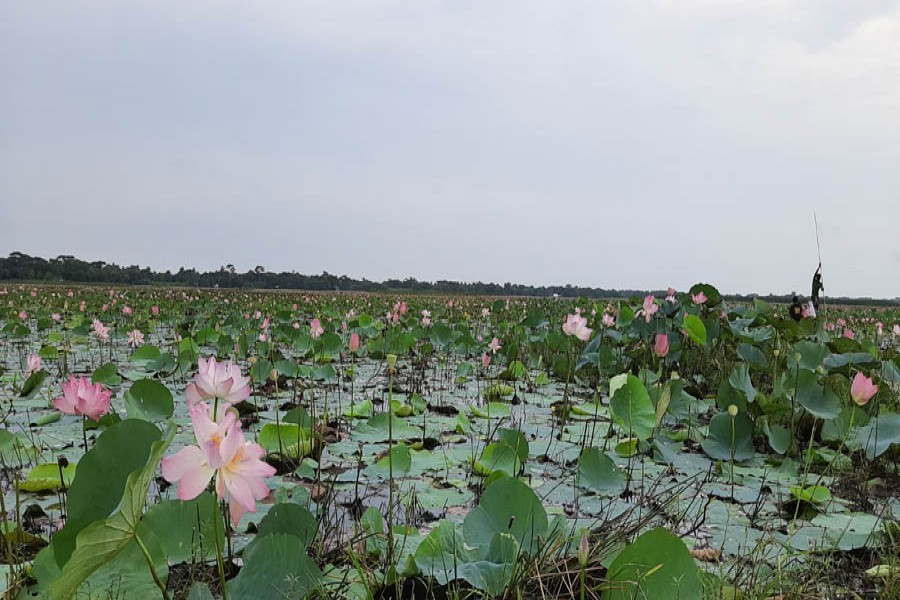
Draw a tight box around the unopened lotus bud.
[578,529,590,567]
[728,404,739,417]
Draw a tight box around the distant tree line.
[0,252,896,306]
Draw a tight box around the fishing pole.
[814,211,822,267]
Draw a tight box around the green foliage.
[609,374,656,440]
[683,315,707,347]
[124,379,174,422]
[141,492,224,563]
[474,429,528,477]
[701,412,755,462]
[49,424,175,599]
[51,419,163,567]
[91,362,121,386]
[463,477,548,556]
[226,534,322,600]
[258,423,313,459]
[577,447,626,496]
[603,527,701,600]
[18,462,76,493]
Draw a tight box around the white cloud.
[1,1,898,297]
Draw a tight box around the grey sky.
[2,1,899,298]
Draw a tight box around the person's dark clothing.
[789,295,803,322]
[811,268,824,311]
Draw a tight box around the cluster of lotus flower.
[52,357,275,525]
[164,357,277,525]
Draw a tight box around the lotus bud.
[578,529,590,567]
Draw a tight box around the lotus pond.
[0,284,897,599]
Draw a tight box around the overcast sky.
[2,1,899,298]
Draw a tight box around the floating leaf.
[258,423,313,459]
[18,462,77,493]
[577,448,626,496]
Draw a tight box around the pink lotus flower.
[161,403,274,525]
[893,324,900,336]
[258,333,267,342]
[24,354,42,377]
[189,401,238,454]
[488,337,502,354]
[843,329,855,339]
[875,322,883,336]
[602,312,615,327]
[667,287,676,297]
[481,352,491,368]
[636,295,659,323]
[127,329,144,348]
[51,313,61,322]
[349,333,360,353]
[186,357,251,408]
[54,375,112,421]
[399,301,407,315]
[850,372,878,406]
[91,319,110,340]
[310,318,324,339]
[122,305,132,316]
[482,308,490,318]
[79,301,86,312]
[18,311,27,320]
[691,291,707,305]
[562,314,592,341]
[654,333,669,357]
[151,305,159,316]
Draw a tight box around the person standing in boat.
[811,263,824,311]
